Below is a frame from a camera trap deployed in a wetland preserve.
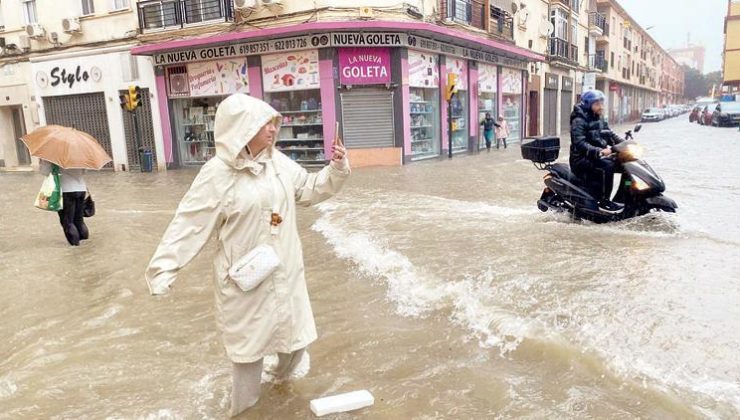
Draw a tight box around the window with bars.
[448,0,472,24]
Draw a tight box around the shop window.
[501,67,522,143]
[172,97,220,165]
[408,51,441,160]
[81,0,95,15]
[446,57,468,154]
[22,0,38,24]
[262,50,324,167]
[478,63,498,150]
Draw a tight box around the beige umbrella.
[21,125,112,170]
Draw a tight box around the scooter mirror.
[634,124,643,132]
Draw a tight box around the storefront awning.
[131,21,545,65]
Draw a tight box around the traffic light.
[445,73,458,102]
[128,85,142,111]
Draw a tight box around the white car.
[641,108,664,122]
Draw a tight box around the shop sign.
[187,58,249,97]
[35,65,102,89]
[545,73,559,90]
[478,63,497,93]
[408,50,439,88]
[583,72,596,91]
[562,76,574,92]
[153,34,320,66]
[262,50,320,92]
[338,47,391,85]
[609,83,620,92]
[153,31,529,70]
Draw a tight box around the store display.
[446,57,468,153]
[502,67,523,142]
[408,51,441,160]
[172,96,223,165]
[267,89,326,167]
[478,63,498,149]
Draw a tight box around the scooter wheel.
[537,201,549,212]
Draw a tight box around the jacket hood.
[570,103,593,123]
[214,93,280,169]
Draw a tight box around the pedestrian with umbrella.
[21,125,111,246]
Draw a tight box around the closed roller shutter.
[120,88,158,169]
[43,93,113,168]
[543,89,558,136]
[340,89,395,149]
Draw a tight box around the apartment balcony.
[137,0,234,32]
[588,12,608,36]
[548,37,578,65]
[488,4,514,42]
[588,53,608,72]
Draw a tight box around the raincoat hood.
[214,93,280,170]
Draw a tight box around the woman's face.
[248,118,278,156]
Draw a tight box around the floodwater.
[1,117,739,419]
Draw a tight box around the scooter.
[521,125,678,223]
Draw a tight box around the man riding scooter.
[569,90,625,213]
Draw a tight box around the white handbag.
[228,244,280,292]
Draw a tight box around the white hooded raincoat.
[145,94,350,363]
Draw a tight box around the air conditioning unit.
[62,17,82,33]
[262,0,283,6]
[18,35,31,50]
[234,0,257,10]
[26,23,46,39]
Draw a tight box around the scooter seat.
[550,163,580,184]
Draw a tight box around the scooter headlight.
[631,174,651,191]
[622,144,644,161]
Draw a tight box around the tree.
[683,65,708,99]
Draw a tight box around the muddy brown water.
[1,117,739,419]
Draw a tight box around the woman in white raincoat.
[145,93,350,416]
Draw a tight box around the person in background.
[39,160,88,246]
[480,112,501,153]
[495,115,509,149]
[145,93,350,417]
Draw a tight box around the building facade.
[723,0,740,94]
[669,44,706,74]
[0,0,166,171]
[589,0,683,124]
[131,0,546,168]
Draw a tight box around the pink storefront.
[132,22,544,168]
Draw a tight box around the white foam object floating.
[310,390,374,417]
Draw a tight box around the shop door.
[528,91,539,137]
[340,88,395,149]
[12,107,31,166]
[543,88,558,136]
[43,93,113,168]
[560,92,573,135]
[120,88,158,170]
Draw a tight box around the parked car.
[700,105,716,125]
[642,108,664,122]
[711,101,740,127]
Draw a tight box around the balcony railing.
[588,12,608,35]
[138,0,234,32]
[590,53,608,72]
[489,5,514,41]
[549,37,578,64]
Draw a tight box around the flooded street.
[1,117,739,419]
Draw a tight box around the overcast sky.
[617,0,727,73]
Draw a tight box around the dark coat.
[480,118,500,132]
[569,104,624,172]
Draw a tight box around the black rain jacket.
[569,104,624,172]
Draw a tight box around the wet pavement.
[1,116,739,419]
